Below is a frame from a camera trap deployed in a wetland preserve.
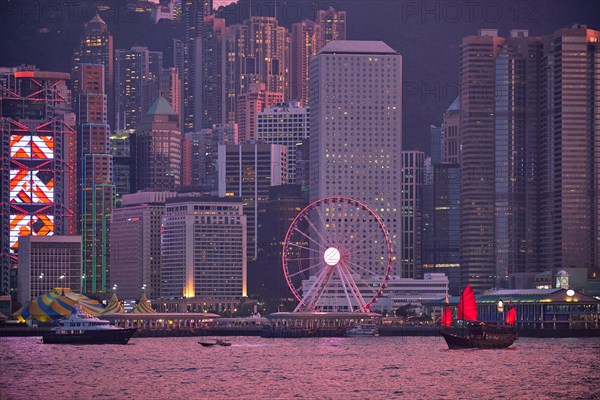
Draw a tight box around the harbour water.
[1,336,598,399]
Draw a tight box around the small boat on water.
[440,285,517,349]
[43,306,136,345]
[345,322,379,337]
[198,339,231,347]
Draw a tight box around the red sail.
[457,285,477,321]
[441,307,453,326]
[505,307,517,325]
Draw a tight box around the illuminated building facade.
[0,68,76,295]
[309,40,402,273]
[236,83,284,143]
[161,196,246,300]
[217,143,287,261]
[71,14,114,128]
[257,101,309,184]
[76,63,114,296]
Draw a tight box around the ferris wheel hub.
[323,247,341,266]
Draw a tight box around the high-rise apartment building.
[182,0,213,132]
[401,151,424,279]
[257,101,309,184]
[114,46,164,130]
[218,143,287,261]
[1,68,77,295]
[316,7,347,49]
[199,15,228,129]
[132,97,182,192]
[236,83,284,143]
[72,15,114,127]
[110,130,132,202]
[309,40,402,273]
[110,191,176,301]
[161,196,246,299]
[76,64,114,297]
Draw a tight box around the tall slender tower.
[1,68,77,296]
[309,40,402,272]
[182,0,213,132]
[539,25,600,274]
[76,64,114,297]
[72,15,114,129]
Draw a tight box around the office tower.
[316,7,347,49]
[114,47,164,130]
[110,191,176,300]
[110,130,132,202]
[17,236,82,305]
[237,83,284,143]
[222,17,290,125]
[309,41,402,271]
[132,97,182,192]
[252,185,308,303]
[539,25,600,274]
[160,67,182,124]
[291,20,320,105]
[182,0,213,132]
[1,68,77,295]
[401,151,424,278]
[199,15,228,129]
[161,196,246,299]
[218,143,287,261]
[76,63,114,296]
[441,97,460,164]
[459,29,543,292]
[257,101,309,184]
[72,14,114,127]
[185,123,238,192]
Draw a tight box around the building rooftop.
[146,97,176,116]
[446,96,460,112]
[320,40,397,55]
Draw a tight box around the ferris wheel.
[282,196,393,312]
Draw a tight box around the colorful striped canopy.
[13,288,104,322]
[100,293,125,315]
[132,293,156,313]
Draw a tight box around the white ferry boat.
[43,306,136,345]
[345,322,379,337]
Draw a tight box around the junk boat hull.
[441,330,517,349]
[43,328,137,345]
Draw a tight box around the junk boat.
[198,339,231,347]
[42,306,136,345]
[440,285,517,349]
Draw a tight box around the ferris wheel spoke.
[336,266,357,311]
[313,204,335,245]
[292,227,327,251]
[299,214,330,248]
[287,261,324,279]
[307,267,336,310]
[342,262,380,297]
[344,259,379,277]
[285,256,320,262]
[286,242,321,254]
[337,263,369,310]
[301,265,332,310]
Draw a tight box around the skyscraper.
[218,143,287,261]
[182,0,213,132]
[72,15,114,128]
[76,63,114,296]
[401,151,424,279]
[309,40,402,273]
[257,101,309,184]
[114,47,164,130]
[236,83,284,143]
[539,25,600,274]
[315,7,347,49]
[199,15,228,129]
[441,97,460,164]
[1,68,77,296]
[132,97,182,192]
